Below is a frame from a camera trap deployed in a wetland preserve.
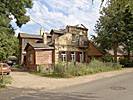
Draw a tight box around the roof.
[50,29,67,34]
[18,33,42,39]
[106,46,127,56]
[67,24,88,30]
[25,43,54,50]
[45,32,52,37]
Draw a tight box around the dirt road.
[9,68,133,90]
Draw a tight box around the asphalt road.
[0,72,133,100]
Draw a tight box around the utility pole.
[1,63,4,83]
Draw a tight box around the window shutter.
[67,51,71,62]
[84,52,86,63]
[76,52,80,62]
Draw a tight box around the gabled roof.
[67,24,88,30]
[18,33,42,39]
[50,29,67,35]
[25,43,54,50]
[106,46,127,56]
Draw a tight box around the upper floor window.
[61,52,66,62]
[72,34,76,42]
[25,39,29,45]
[79,35,83,42]
[71,52,75,62]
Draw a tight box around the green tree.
[0,0,33,61]
[94,0,133,62]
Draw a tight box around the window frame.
[79,52,83,63]
[61,52,67,62]
[71,52,75,62]
[72,34,76,42]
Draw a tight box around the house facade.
[19,24,105,71]
[51,24,89,64]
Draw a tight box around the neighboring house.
[18,31,52,66]
[105,46,128,61]
[25,43,54,71]
[88,41,103,61]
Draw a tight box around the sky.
[11,0,103,37]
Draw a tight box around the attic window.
[72,34,76,42]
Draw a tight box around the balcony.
[78,41,89,48]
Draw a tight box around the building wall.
[26,46,37,71]
[54,27,88,63]
[35,50,53,69]
[19,37,42,65]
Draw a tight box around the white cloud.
[21,0,103,36]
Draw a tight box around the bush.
[119,59,133,67]
[53,59,122,78]
[37,64,44,73]
[102,56,113,62]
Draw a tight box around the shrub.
[102,56,113,62]
[53,59,121,78]
[37,64,44,73]
[119,59,133,67]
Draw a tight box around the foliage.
[93,0,133,62]
[53,60,121,78]
[0,33,19,61]
[37,64,44,73]
[119,58,133,67]
[0,0,33,61]
[102,56,113,62]
[0,75,12,89]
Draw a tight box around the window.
[79,35,83,42]
[79,52,83,62]
[30,54,34,64]
[72,34,76,42]
[25,39,29,45]
[61,52,66,62]
[71,52,75,62]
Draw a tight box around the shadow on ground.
[0,87,100,100]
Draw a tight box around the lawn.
[0,75,12,88]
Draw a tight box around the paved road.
[0,72,133,100]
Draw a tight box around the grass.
[0,75,12,89]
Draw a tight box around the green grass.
[29,60,122,78]
[0,75,12,89]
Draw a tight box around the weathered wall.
[54,27,88,63]
[36,50,53,68]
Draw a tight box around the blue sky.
[12,0,103,37]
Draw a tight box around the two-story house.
[24,24,89,71]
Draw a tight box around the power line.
[30,18,49,31]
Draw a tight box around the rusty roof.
[25,43,54,50]
[18,33,42,39]
[50,29,67,34]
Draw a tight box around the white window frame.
[61,52,66,62]
[71,52,75,62]
[79,52,83,63]
[72,34,76,42]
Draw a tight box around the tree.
[0,0,33,61]
[94,0,133,62]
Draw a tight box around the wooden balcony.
[78,41,89,48]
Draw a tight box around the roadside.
[8,68,133,90]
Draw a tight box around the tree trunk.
[127,49,130,61]
[114,42,118,62]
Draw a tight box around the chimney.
[40,27,43,36]
[43,33,47,45]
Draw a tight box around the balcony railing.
[78,41,89,48]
